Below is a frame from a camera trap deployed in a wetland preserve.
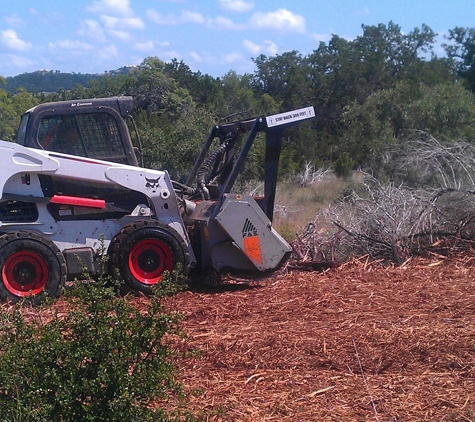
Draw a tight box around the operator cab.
[16,96,139,166]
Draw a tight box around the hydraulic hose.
[196,142,228,200]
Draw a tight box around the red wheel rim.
[2,251,49,297]
[128,239,173,285]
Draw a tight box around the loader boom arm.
[186,106,315,221]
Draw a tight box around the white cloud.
[78,19,107,42]
[190,51,203,62]
[135,41,154,51]
[147,8,246,30]
[48,40,94,51]
[87,0,133,17]
[218,0,254,13]
[146,9,169,24]
[1,29,32,52]
[85,0,143,43]
[243,39,278,56]
[181,10,206,24]
[97,44,119,59]
[354,7,370,16]
[6,53,33,68]
[160,49,182,61]
[185,49,256,75]
[134,41,155,51]
[108,29,131,40]
[264,40,278,55]
[214,16,245,30]
[224,52,243,64]
[101,15,144,30]
[243,39,260,55]
[249,9,306,33]
[146,9,205,25]
[431,31,447,58]
[148,9,243,29]
[5,15,24,28]
[311,33,332,43]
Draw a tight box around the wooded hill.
[1,22,475,185]
[4,71,99,94]
[3,66,136,94]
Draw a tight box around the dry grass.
[273,175,352,241]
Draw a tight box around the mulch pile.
[160,255,475,421]
[10,255,475,421]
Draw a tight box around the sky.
[1,0,474,79]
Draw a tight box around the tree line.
[3,70,100,95]
[1,22,475,185]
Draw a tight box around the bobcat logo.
[145,176,161,192]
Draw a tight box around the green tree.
[409,83,475,139]
[251,22,444,173]
[341,82,475,176]
[164,59,220,105]
[444,27,475,91]
[252,50,307,110]
[214,70,279,121]
[0,88,39,141]
[333,151,353,178]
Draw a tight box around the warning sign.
[266,106,315,128]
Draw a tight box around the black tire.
[109,220,186,295]
[0,231,67,305]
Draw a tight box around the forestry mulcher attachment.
[0,96,315,303]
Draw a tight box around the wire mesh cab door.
[18,97,138,166]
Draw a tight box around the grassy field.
[272,173,354,241]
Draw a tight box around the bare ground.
[159,255,475,421]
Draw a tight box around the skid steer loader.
[0,96,315,304]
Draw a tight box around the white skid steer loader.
[0,96,315,304]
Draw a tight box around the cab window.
[16,114,29,146]
[38,115,85,155]
[37,112,128,163]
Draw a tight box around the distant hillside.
[4,67,135,94]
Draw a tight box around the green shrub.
[0,279,183,422]
[333,152,353,178]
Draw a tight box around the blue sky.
[1,0,474,78]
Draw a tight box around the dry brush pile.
[292,135,475,267]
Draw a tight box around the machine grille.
[0,200,38,223]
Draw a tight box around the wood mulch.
[159,255,475,421]
[7,254,475,421]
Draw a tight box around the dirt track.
[162,256,475,421]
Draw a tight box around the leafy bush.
[333,152,353,178]
[0,279,183,422]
